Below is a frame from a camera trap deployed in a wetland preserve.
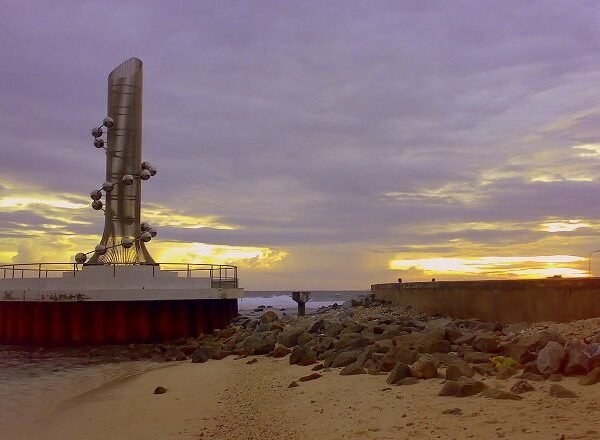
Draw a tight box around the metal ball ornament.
[141,221,151,231]
[90,190,102,200]
[122,174,134,185]
[141,231,152,242]
[95,244,107,255]
[75,252,87,264]
[149,228,157,238]
[102,181,114,192]
[102,116,114,128]
[91,200,103,210]
[94,139,105,148]
[141,161,151,170]
[121,236,134,249]
[148,166,157,176]
[140,169,151,180]
[92,127,103,138]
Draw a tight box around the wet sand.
[7,356,600,440]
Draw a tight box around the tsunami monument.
[0,58,243,345]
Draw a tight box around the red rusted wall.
[0,299,238,346]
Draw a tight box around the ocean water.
[239,290,366,313]
[0,291,366,430]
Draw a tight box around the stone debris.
[42,294,600,402]
[153,386,167,394]
[549,384,578,398]
[298,373,322,382]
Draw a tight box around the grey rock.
[277,328,305,348]
[438,378,487,397]
[386,363,411,384]
[243,332,276,355]
[511,380,535,394]
[259,310,279,323]
[481,388,522,400]
[191,347,212,363]
[289,345,317,366]
[464,351,491,364]
[495,366,518,380]
[578,367,600,385]
[331,350,361,368]
[472,334,499,353]
[410,358,438,379]
[340,363,366,375]
[563,339,590,375]
[549,384,578,398]
[153,386,167,395]
[396,377,420,386]
[536,341,565,375]
[445,361,475,380]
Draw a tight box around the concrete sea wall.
[371,278,600,323]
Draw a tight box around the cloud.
[1,2,600,287]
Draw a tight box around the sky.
[1,1,600,289]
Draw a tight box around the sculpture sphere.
[148,166,157,176]
[122,174,134,185]
[91,127,103,138]
[102,116,114,128]
[95,244,107,255]
[91,200,103,210]
[75,252,87,264]
[141,231,152,242]
[102,181,114,192]
[121,236,134,249]
[140,169,151,180]
[94,139,105,148]
[90,190,102,200]
[141,221,151,231]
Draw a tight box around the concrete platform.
[371,278,600,323]
[0,264,243,345]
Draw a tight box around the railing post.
[38,263,41,279]
[113,263,116,277]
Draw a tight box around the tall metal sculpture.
[76,58,157,265]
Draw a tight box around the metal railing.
[0,262,238,288]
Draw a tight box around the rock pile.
[171,294,600,399]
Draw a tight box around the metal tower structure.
[78,58,158,265]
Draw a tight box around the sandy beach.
[5,354,599,440]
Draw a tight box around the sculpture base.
[0,264,243,345]
[0,298,237,345]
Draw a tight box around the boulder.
[386,363,411,385]
[510,380,535,394]
[243,332,276,355]
[272,345,291,358]
[536,341,565,375]
[331,350,361,368]
[308,319,325,333]
[340,363,366,375]
[472,334,499,353]
[377,356,397,372]
[518,372,545,381]
[324,322,344,338]
[191,347,212,363]
[464,351,491,364]
[297,332,315,346]
[387,347,419,365]
[563,339,590,375]
[549,384,578,398]
[396,377,420,386]
[298,373,322,382]
[163,348,187,362]
[495,366,518,380]
[472,363,496,376]
[481,388,522,400]
[260,310,279,323]
[290,345,317,366]
[579,367,600,385]
[409,358,438,379]
[277,328,305,348]
[438,378,487,397]
[445,361,475,380]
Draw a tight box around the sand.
[6,356,600,440]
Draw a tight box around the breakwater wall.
[371,278,600,323]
